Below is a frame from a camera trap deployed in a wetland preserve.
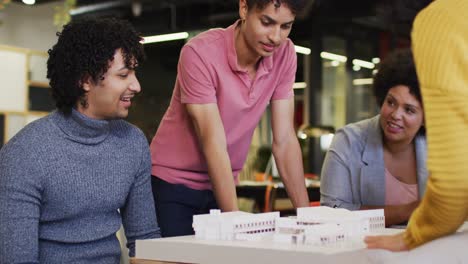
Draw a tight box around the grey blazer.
[320,115,428,210]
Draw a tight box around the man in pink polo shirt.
[150,0,309,237]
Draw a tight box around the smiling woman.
[320,48,428,227]
[379,85,424,149]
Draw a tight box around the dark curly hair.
[47,17,145,114]
[373,48,420,107]
[246,0,307,14]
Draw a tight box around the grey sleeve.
[120,137,161,257]
[0,143,41,263]
[320,132,361,211]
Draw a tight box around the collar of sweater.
[51,109,111,145]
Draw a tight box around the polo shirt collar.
[225,20,274,73]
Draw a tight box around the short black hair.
[47,17,145,114]
[373,48,420,107]
[246,0,306,14]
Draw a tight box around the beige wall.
[0,2,58,51]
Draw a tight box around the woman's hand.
[364,232,409,252]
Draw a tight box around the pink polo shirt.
[150,20,297,190]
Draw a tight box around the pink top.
[385,168,418,205]
[150,21,297,190]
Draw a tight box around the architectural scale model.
[193,207,385,246]
[274,206,385,245]
[193,210,279,241]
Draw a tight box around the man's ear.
[239,0,248,20]
[81,75,93,92]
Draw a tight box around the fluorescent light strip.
[320,52,347,63]
[330,60,340,67]
[294,45,311,55]
[23,0,35,4]
[293,82,307,89]
[143,32,189,44]
[353,78,373,86]
[352,59,375,69]
[70,1,127,15]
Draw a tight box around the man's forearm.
[186,104,239,212]
[273,137,309,208]
[203,141,238,212]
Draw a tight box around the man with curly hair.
[0,18,160,263]
[150,0,309,237]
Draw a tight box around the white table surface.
[136,223,468,264]
[136,229,398,264]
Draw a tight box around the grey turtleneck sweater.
[0,109,160,263]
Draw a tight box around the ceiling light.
[142,32,189,44]
[330,60,340,67]
[352,59,375,69]
[372,57,380,64]
[320,52,347,63]
[294,45,311,55]
[293,82,307,89]
[297,130,307,140]
[22,0,35,4]
[353,65,361,71]
[352,78,373,86]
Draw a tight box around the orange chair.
[263,184,277,212]
[309,201,320,207]
[304,173,319,180]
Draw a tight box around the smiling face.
[379,85,424,145]
[238,0,295,59]
[78,49,141,120]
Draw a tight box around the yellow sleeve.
[404,0,468,249]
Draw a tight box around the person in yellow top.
[365,0,468,251]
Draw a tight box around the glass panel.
[347,39,379,123]
[321,36,347,130]
[320,36,379,129]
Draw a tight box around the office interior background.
[0,0,431,187]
